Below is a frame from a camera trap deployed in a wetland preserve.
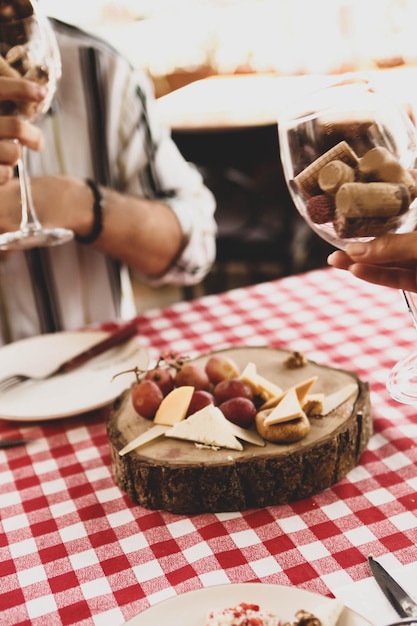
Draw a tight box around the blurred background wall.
[40,0,417,93]
[38,0,417,309]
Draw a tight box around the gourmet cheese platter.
[107,346,371,514]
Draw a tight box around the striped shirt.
[0,19,217,345]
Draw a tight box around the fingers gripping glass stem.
[18,146,40,233]
[0,145,73,250]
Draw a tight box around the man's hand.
[0,77,45,183]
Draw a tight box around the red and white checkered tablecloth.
[1,267,417,626]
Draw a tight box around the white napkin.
[334,560,417,625]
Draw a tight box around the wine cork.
[306,194,335,224]
[334,214,400,238]
[358,147,417,199]
[335,182,410,218]
[293,141,359,198]
[318,160,355,195]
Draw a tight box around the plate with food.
[0,331,148,421]
[107,346,372,513]
[123,583,372,625]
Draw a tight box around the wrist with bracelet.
[75,178,104,245]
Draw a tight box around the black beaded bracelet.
[75,179,104,245]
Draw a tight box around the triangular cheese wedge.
[320,383,358,416]
[293,376,318,405]
[263,386,304,425]
[261,376,318,411]
[256,373,283,401]
[166,405,243,450]
[119,424,169,456]
[153,385,194,425]
[238,361,260,394]
[226,421,265,447]
[238,363,283,401]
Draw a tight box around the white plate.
[124,583,373,625]
[0,331,149,421]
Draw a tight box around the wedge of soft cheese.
[153,385,194,425]
[238,361,260,394]
[319,383,358,416]
[240,361,284,399]
[118,424,169,456]
[260,376,318,410]
[166,405,243,450]
[226,421,265,447]
[292,376,318,405]
[256,373,284,401]
[263,386,304,425]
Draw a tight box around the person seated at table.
[0,16,216,345]
[327,233,417,293]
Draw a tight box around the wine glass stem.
[401,289,417,334]
[17,145,42,233]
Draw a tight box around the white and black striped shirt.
[0,19,217,344]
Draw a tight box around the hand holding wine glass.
[0,0,73,249]
[278,76,417,404]
[0,77,44,180]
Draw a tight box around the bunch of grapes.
[116,352,259,429]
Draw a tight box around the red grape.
[219,397,257,429]
[175,362,210,391]
[131,379,163,420]
[205,354,240,385]
[186,389,214,416]
[145,367,175,396]
[213,378,254,405]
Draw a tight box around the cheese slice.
[238,361,260,394]
[260,376,318,410]
[118,424,169,456]
[238,363,283,401]
[319,383,358,416]
[256,373,283,401]
[292,376,318,405]
[153,385,194,425]
[263,386,304,425]
[166,405,243,450]
[226,421,265,447]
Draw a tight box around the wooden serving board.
[107,347,371,514]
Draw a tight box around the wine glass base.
[0,228,73,251]
[386,350,417,405]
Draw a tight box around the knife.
[368,555,417,618]
[57,320,139,374]
[0,438,34,448]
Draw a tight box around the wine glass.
[0,1,73,250]
[278,76,417,404]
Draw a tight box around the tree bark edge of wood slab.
[107,346,372,514]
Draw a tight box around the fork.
[0,321,139,393]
